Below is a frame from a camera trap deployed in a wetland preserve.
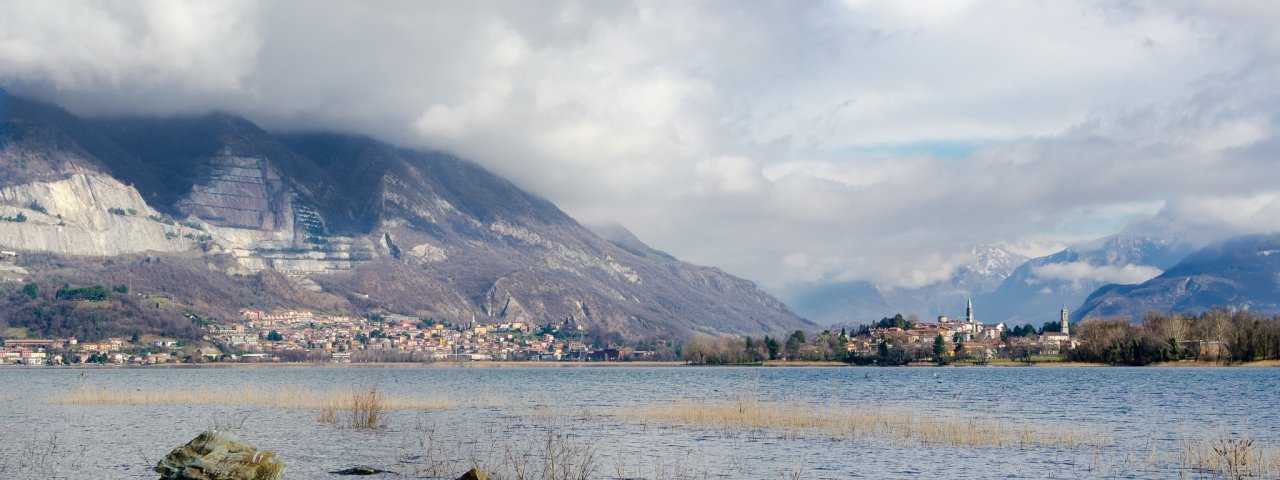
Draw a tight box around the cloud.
[1032,262,1164,286]
[4,0,1280,293]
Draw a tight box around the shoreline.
[4,359,1278,369]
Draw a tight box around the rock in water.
[155,429,284,480]
[332,466,389,475]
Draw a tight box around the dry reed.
[316,404,338,424]
[348,383,385,429]
[619,397,1110,449]
[1179,434,1280,480]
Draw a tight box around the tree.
[22,282,38,299]
[266,330,283,342]
[933,334,948,365]
[875,314,915,330]
[784,330,806,360]
[764,336,781,360]
[954,340,967,362]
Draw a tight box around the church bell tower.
[1060,305,1069,336]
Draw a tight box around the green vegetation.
[55,285,110,301]
[933,333,949,365]
[873,313,916,330]
[1,212,27,222]
[27,201,46,214]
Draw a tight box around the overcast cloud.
[4,0,1280,291]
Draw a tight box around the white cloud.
[1032,262,1164,286]
[4,0,1280,293]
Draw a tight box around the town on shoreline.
[5,297,1277,368]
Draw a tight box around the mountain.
[977,233,1196,326]
[0,90,813,341]
[585,221,677,261]
[1075,234,1280,320]
[781,244,1027,325]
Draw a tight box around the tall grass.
[348,383,385,430]
[1179,435,1280,480]
[402,418,601,480]
[619,397,1109,449]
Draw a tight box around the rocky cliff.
[0,173,201,255]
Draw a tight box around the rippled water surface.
[0,365,1276,479]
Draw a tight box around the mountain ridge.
[1075,233,1280,320]
[0,90,814,341]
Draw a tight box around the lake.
[0,365,1276,479]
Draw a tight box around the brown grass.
[348,383,385,429]
[619,398,1109,449]
[1179,435,1280,479]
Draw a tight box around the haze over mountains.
[0,89,813,341]
[786,230,1280,327]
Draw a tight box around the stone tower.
[1060,305,1070,336]
[966,297,974,324]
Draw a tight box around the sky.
[3,0,1280,292]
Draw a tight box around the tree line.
[681,329,851,364]
[1067,309,1280,365]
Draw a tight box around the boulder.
[154,429,285,480]
[332,465,390,475]
[456,468,491,480]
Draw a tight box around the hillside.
[0,90,813,341]
[1076,234,1280,320]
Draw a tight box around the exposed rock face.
[177,154,287,231]
[0,173,201,255]
[155,429,284,480]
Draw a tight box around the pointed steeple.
[965,297,974,323]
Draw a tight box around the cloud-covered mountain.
[0,90,813,340]
[782,244,1027,325]
[1076,234,1280,320]
[976,233,1196,326]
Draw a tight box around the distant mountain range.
[977,233,1196,325]
[783,232,1253,327]
[781,244,1028,325]
[1076,234,1280,320]
[0,89,814,341]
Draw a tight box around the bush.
[55,285,111,301]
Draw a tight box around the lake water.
[0,365,1276,479]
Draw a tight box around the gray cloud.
[4,0,1280,291]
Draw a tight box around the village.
[0,298,1086,366]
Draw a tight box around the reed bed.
[619,398,1110,449]
[61,384,453,411]
[1178,435,1280,480]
